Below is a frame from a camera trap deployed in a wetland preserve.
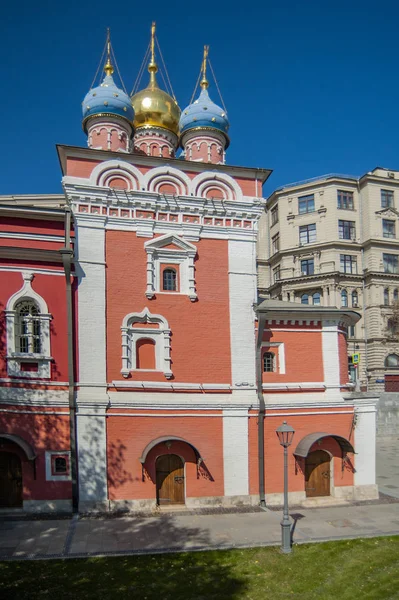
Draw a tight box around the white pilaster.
[228,239,257,388]
[223,409,249,496]
[75,216,106,386]
[321,320,341,398]
[76,405,108,509]
[354,400,378,486]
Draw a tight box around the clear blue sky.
[2,0,398,197]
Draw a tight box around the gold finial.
[104,28,114,77]
[147,21,159,89]
[201,45,209,90]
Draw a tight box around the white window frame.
[121,308,172,378]
[144,234,197,301]
[45,451,71,482]
[5,272,52,379]
[261,342,286,374]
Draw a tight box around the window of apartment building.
[271,233,280,255]
[385,353,399,367]
[337,190,354,210]
[301,258,314,276]
[301,294,309,305]
[273,265,281,282]
[271,205,279,226]
[340,254,357,274]
[383,253,399,274]
[339,220,356,240]
[312,292,321,306]
[352,290,358,307]
[381,189,394,209]
[383,219,395,239]
[384,288,390,305]
[299,223,316,245]
[348,325,355,338]
[298,194,315,214]
[394,289,399,303]
[341,289,348,307]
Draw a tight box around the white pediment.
[375,207,399,218]
[144,233,197,254]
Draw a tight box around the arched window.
[263,352,275,372]
[341,290,348,307]
[301,294,309,305]
[384,288,390,306]
[352,291,358,307]
[163,268,177,292]
[394,289,399,303]
[385,353,399,368]
[136,338,156,370]
[14,300,41,353]
[312,292,321,306]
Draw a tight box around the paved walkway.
[376,435,399,499]
[0,500,398,560]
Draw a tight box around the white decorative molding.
[262,341,286,374]
[89,160,142,190]
[192,171,243,202]
[121,307,172,378]
[45,451,71,482]
[144,233,197,301]
[5,272,52,379]
[142,166,191,196]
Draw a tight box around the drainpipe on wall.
[256,311,267,507]
[59,206,79,513]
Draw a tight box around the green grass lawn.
[1,537,399,600]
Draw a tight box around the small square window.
[51,455,70,476]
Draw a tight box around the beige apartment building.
[258,167,399,392]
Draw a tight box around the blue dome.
[179,88,229,146]
[82,74,134,131]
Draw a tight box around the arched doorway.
[156,454,185,506]
[305,450,331,497]
[0,452,23,508]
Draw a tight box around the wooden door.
[156,454,185,505]
[0,452,23,508]
[305,450,330,497]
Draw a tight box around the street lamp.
[276,420,295,554]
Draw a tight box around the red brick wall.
[106,232,232,384]
[0,407,71,500]
[106,412,224,500]
[249,407,355,495]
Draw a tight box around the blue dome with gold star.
[82,70,134,132]
[179,87,229,146]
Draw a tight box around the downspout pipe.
[60,206,79,513]
[256,311,267,508]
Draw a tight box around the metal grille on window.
[15,300,41,354]
[263,352,275,372]
[163,268,177,291]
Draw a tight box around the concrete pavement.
[0,499,398,561]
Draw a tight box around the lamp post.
[276,420,295,554]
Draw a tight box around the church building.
[0,26,378,513]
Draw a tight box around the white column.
[228,239,257,388]
[76,405,108,510]
[223,409,249,497]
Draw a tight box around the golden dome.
[131,22,180,136]
[131,68,180,136]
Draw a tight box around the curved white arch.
[6,272,49,313]
[191,171,242,201]
[89,160,142,190]
[122,307,169,330]
[102,173,132,190]
[143,166,191,196]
